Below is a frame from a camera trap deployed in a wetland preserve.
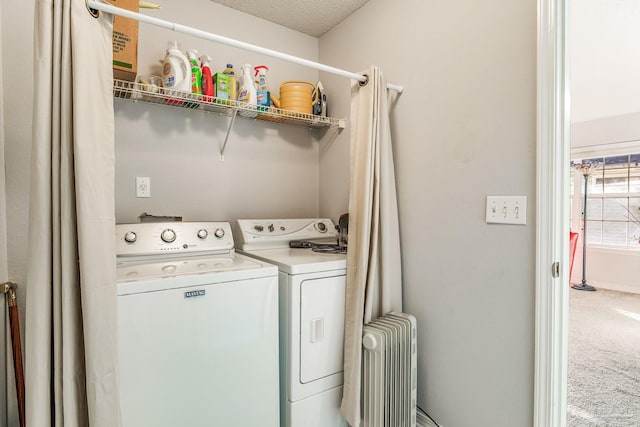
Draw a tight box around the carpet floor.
[568,288,640,426]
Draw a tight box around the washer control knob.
[197,229,208,239]
[316,222,327,233]
[161,228,176,243]
[124,231,137,243]
[214,228,225,238]
[254,225,264,232]
[268,224,275,232]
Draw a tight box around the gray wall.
[116,1,326,223]
[319,1,537,425]
[1,0,34,423]
[0,5,7,426]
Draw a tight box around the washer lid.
[239,247,346,275]
[117,253,269,282]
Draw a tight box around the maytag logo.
[185,290,206,298]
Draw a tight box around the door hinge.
[551,262,560,278]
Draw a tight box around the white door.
[299,275,346,384]
[118,276,280,427]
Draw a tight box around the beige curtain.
[25,0,121,425]
[340,66,403,427]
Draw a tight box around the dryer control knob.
[161,228,176,243]
[214,228,225,238]
[316,222,327,232]
[124,231,137,243]
[197,229,208,239]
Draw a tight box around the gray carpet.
[568,288,640,426]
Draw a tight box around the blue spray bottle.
[254,65,271,111]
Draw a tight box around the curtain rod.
[86,0,404,93]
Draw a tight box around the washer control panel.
[116,222,233,257]
[235,218,337,250]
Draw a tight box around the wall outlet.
[486,196,527,225]
[136,176,151,198]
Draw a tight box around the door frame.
[535,0,570,426]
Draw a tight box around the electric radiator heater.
[362,312,417,427]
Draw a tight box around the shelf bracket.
[219,110,238,161]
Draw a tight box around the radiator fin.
[362,312,417,427]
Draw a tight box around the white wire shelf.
[113,79,345,130]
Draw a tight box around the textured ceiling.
[209,0,371,37]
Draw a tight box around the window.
[574,154,640,249]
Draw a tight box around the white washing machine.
[235,218,348,427]
[116,221,280,427]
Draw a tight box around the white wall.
[319,0,537,425]
[116,1,326,223]
[570,0,640,123]
[571,113,640,151]
[580,247,640,294]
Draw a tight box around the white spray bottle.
[237,64,257,117]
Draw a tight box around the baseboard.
[417,407,440,427]
[585,280,640,295]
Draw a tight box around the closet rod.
[87,0,404,93]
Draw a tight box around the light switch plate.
[486,196,527,225]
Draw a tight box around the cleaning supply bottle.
[213,72,229,104]
[162,41,191,105]
[254,65,270,110]
[237,64,257,117]
[186,49,202,95]
[223,64,237,104]
[199,54,215,103]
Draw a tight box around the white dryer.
[116,221,280,427]
[235,218,348,427]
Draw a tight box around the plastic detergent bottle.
[223,64,237,102]
[162,42,191,105]
[237,64,257,117]
[254,65,270,109]
[162,42,190,91]
[199,54,214,102]
[187,49,202,95]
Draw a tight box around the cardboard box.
[110,0,139,81]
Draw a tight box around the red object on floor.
[569,232,579,283]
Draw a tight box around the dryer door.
[299,274,346,384]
